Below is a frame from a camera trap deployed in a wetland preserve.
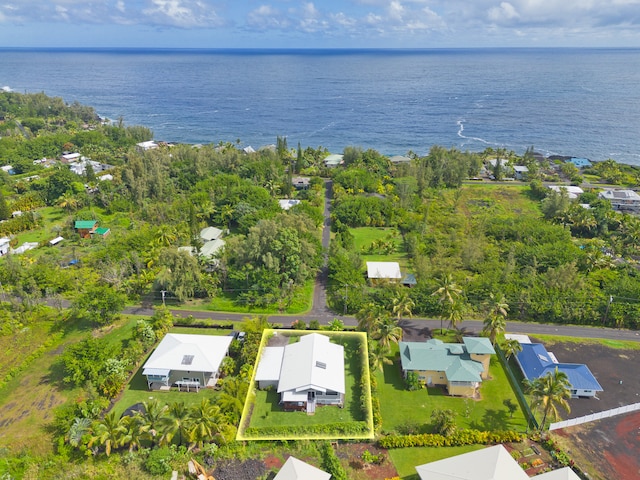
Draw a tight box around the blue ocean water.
[1,48,639,165]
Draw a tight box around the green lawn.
[201,279,314,315]
[111,326,233,417]
[377,354,528,434]
[351,227,410,269]
[389,445,487,480]
[238,330,373,440]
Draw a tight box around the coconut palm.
[501,337,523,361]
[372,316,403,351]
[526,367,572,431]
[392,291,415,319]
[189,399,224,448]
[432,273,462,333]
[122,415,150,452]
[483,313,507,346]
[159,401,191,447]
[356,302,387,334]
[139,398,168,446]
[447,299,467,331]
[88,411,127,456]
[369,341,393,371]
[155,224,177,247]
[218,377,248,424]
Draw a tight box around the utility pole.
[161,290,167,306]
[343,284,348,315]
[602,295,613,326]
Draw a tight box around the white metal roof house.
[200,226,223,242]
[366,261,402,282]
[256,333,345,413]
[415,444,580,480]
[274,456,331,480]
[0,237,10,256]
[547,185,584,199]
[136,140,158,151]
[142,334,232,391]
[279,199,302,210]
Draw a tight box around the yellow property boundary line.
[236,329,374,441]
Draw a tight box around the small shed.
[0,237,10,256]
[49,236,64,246]
[94,227,110,238]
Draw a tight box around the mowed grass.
[529,333,640,350]
[111,326,233,417]
[377,353,527,434]
[204,279,314,315]
[351,227,409,269]
[240,331,372,440]
[389,444,487,480]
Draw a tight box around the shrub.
[378,429,523,449]
[144,446,173,475]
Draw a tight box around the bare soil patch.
[529,338,640,418]
[530,339,640,480]
[336,442,399,480]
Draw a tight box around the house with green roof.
[399,337,495,397]
[74,220,98,238]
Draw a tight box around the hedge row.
[244,420,370,438]
[378,429,523,449]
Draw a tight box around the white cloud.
[488,2,520,24]
[246,5,291,30]
[142,0,223,28]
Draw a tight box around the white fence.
[549,402,640,431]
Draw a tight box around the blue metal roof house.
[515,343,602,398]
[568,157,592,169]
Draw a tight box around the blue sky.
[1,0,640,48]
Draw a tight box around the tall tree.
[159,401,191,447]
[372,316,403,351]
[392,291,415,319]
[432,273,462,333]
[526,367,572,431]
[189,398,224,448]
[482,293,509,345]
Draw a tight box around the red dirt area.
[337,442,399,480]
[555,410,640,480]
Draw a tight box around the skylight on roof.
[537,354,549,362]
[182,355,194,365]
[315,361,326,369]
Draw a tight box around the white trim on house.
[142,334,232,390]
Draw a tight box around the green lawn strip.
[238,330,373,440]
[377,355,527,434]
[527,333,640,350]
[189,279,314,315]
[389,444,486,479]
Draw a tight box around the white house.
[547,185,584,199]
[136,140,158,151]
[279,199,301,210]
[274,456,331,480]
[142,334,232,391]
[366,261,402,281]
[255,333,345,413]
[415,444,580,480]
[200,226,223,242]
[323,154,344,168]
[0,237,10,256]
[513,165,529,180]
[598,189,640,213]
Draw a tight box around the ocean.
[1,48,639,165]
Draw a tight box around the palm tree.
[189,399,224,448]
[369,341,393,371]
[159,401,191,447]
[89,411,127,456]
[447,299,467,331]
[482,293,509,345]
[501,337,523,361]
[220,204,235,231]
[57,191,79,212]
[155,225,177,247]
[356,302,386,334]
[66,417,92,448]
[122,415,150,452]
[218,377,248,424]
[526,367,572,431]
[372,316,403,351]
[139,398,168,446]
[392,291,415,319]
[432,273,462,333]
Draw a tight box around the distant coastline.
[2,48,639,165]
